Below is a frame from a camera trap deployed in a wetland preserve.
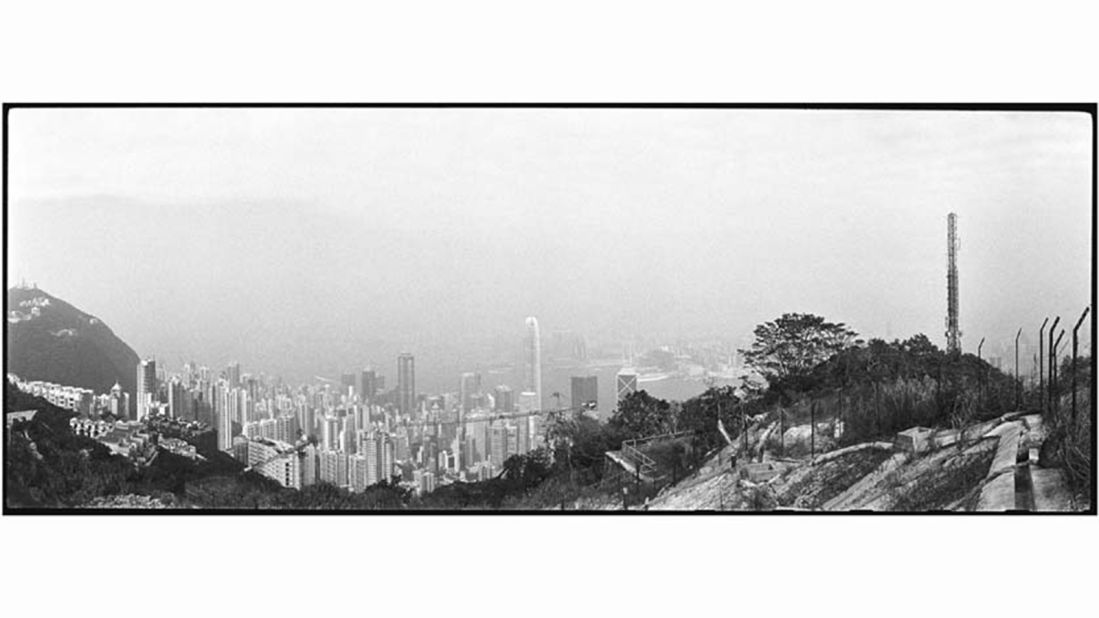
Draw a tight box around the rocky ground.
[616,412,1078,512]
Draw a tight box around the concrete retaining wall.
[974,422,1023,511]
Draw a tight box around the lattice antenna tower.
[945,212,961,354]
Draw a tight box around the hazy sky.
[6,108,1093,384]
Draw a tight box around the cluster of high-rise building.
[7,373,130,418]
[8,374,96,415]
[32,316,620,497]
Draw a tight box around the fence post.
[1039,318,1049,413]
[1048,317,1060,414]
[1050,327,1059,413]
[1072,307,1090,423]
[1015,328,1022,411]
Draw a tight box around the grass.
[1042,388,1092,509]
[889,439,997,511]
[773,448,892,509]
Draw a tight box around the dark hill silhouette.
[6,286,139,413]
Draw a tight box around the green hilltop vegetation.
[5,311,1091,510]
[6,286,140,413]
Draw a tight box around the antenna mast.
[945,213,961,354]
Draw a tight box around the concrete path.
[1030,467,1075,512]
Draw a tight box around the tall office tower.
[300,444,318,487]
[517,392,538,454]
[616,369,638,403]
[341,415,357,454]
[570,375,598,410]
[505,424,520,461]
[380,435,394,483]
[300,406,316,440]
[340,373,356,399]
[321,416,341,452]
[109,382,125,418]
[236,388,249,425]
[393,429,411,462]
[397,353,415,416]
[167,378,190,420]
[227,362,242,389]
[319,450,349,488]
[359,368,377,404]
[136,359,157,420]
[362,434,381,485]
[493,385,514,413]
[217,404,233,451]
[459,372,482,412]
[490,422,508,465]
[524,317,542,409]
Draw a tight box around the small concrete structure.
[6,409,39,430]
[894,427,933,454]
[930,428,959,449]
[739,461,784,483]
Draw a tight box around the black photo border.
[2,102,1095,516]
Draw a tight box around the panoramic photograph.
[3,105,1094,513]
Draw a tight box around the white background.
[1,1,1096,617]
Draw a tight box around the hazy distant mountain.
[6,286,139,410]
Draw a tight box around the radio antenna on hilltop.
[945,213,961,354]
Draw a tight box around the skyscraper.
[226,362,242,389]
[340,373,356,398]
[359,367,377,403]
[459,372,482,412]
[616,369,638,403]
[524,317,542,409]
[136,359,157,420]
[167,378,190,420]
[493,385,513,413]
[217,391,233,451]
[397,353,415,416]
[321,416,341,451]
[571,375,598,410]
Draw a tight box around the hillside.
[626,411,1080,512]
[6,286,140,412]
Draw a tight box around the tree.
[608,390,673,439]
[739,313,858,392]
[678,385,741,455]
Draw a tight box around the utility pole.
[1015,328,1022,410]
[1039,317,1049,413]
[1072,307,1090,423]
